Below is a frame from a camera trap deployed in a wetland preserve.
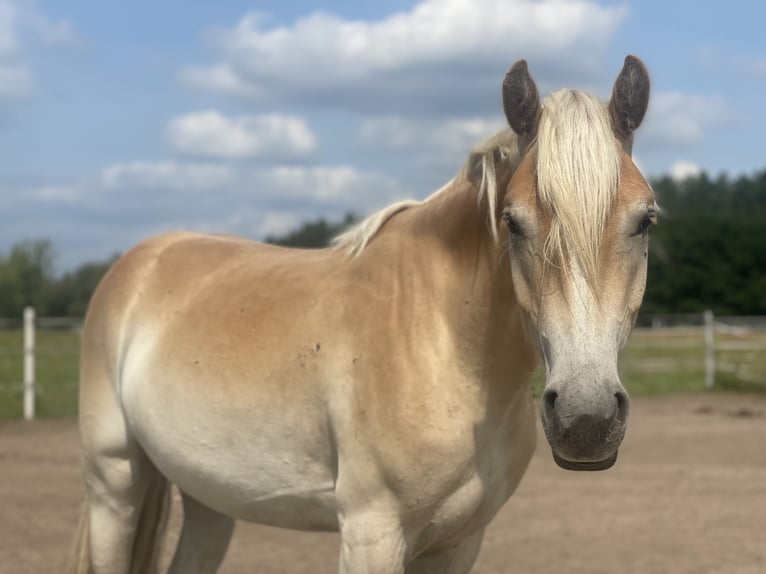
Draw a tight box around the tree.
[643,169,766,315]
[0,240,56,317]
[42,256,118,317]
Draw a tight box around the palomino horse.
[71,56,654,573]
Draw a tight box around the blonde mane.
[333,128,521,255]
[335,91,620,275]
[536,89,621,286]
[463,128,523,241]
[332,199,422,256]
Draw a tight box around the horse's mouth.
[552,450,618,472]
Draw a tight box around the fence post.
[704,309,715,390]
[23,306,36,421]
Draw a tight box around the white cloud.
[182,0,627,114]
[0,159,407,270]
[253,211,302,238]
[0,62,31,97]
[0,1,19,56]
[668,160,702,181]
[0,1,26,98]
[180,63,262,98]
[696,47,766,81]
[101,161,235,192]
[98,160,405,213]
[24,11,79,46]
[358,115,503,178]
[0,180,85,209]
[29,184,81,203]
[74,161,404,267]
[167,110,317,160]
[0,0,79,101]
[262,165,402,203]
[742,58,766,79]
[360,116,500,153]
[641,91,731,147]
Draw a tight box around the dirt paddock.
[1,392,765,574]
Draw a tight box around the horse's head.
[501,56,655,471]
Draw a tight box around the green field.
[0,326,764,420]
[0,329,80,419]
[622,327,766,395]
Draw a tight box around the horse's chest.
[392,401,536,551]
[425,428,535,546]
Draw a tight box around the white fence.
[23,307,34,420]
[0,307,81,421]
[707,315,766,388]
[627,312,766,391]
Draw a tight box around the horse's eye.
[502,210,523,236]
[638,209,658,234]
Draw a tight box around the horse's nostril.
[615,390,629,417]
[543,389,558,412]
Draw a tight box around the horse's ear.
[502,60,541,141]
[609,55,650,150]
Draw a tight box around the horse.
[70,55,654,573]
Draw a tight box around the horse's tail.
[67,502,92,574]
[67,477,172,574]
[129,476,172,574]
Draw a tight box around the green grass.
[619,329,707,395]
[620,328,766,396]
[0,329,80,419]
[0,325,764,420]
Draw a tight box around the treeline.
[2,171,765,318]
[644,171,766,315]
[0,240,116,318]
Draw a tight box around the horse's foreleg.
[338,510,408,574]
[404,528,485,574]
[167,492,235,574]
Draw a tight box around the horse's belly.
[121,370,339,530]
[157,439,339,530]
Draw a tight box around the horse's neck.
[410,176,510,292]
[390,177,537,400]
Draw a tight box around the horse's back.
[80,232,342,529]
[84,230,349,382]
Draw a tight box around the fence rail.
[1,308,765,420]
[620,313,766,393]
[0,307,81,420]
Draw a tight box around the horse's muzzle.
[541,383,629,472]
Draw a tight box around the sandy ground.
[1,393,765,574]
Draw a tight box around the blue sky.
[1,0,764,271]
